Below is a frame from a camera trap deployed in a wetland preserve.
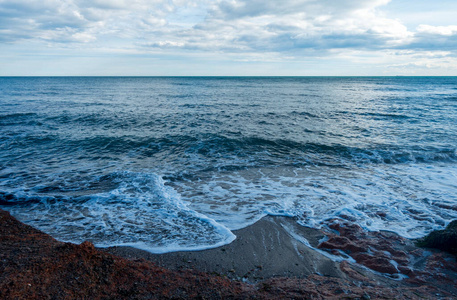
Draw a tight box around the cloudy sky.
[1,0,457,75]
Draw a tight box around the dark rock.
[416,220,457,255]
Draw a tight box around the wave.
[150,135,457,165]
[6,130,456,167]
[289,111,320,118]
[358,112,411,119]
[0,112,37,120]
[45,113,137,128]
[443,96,457,101]
[0,192,43,206]
[0,113,40,126]
[0,172,235,253]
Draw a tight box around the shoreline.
[103,214,457,294]
[2,208,457,299]
[103,215,345,282]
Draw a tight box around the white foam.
[3,171,236,253]
[279,221,351,263]
[171,163,457,239]
[3,163,457,254]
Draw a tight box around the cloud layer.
[1,0,456,74]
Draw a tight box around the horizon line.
[2,75,457,78]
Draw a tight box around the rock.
[0,209,250,299]
[416,220,457,255]
[352,253,398,274]
[2,208,457,299]
[317,217,457,285]
[318,236,366,254]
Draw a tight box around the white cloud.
[0,0,449,52]
[134,0,412,53]
[0,0,456,75]
[417,25,457,36]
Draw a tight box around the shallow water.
[1,76,457,252]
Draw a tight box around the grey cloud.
[212,0,391,20]
[1,0,456,59]
[191,0,410,53]
[75,0,128,10]
[217,28,389,53]
[0,0,90,43]
[140,0,457,57]
[0,1,87,28]
[0,0,178,44]
[406,34,457,51]
[214,0,304,19]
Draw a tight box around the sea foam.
[1,172,236,253]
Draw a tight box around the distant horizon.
[2,75,457,78]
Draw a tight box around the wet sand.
[104,214,457,297]
[105,216,347,282]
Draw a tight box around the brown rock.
[352,253,398,274]
[318,236,366,254]
[0,209,250,299]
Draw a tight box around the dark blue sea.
[1,77,456,253]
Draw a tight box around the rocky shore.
[1,208,457,299]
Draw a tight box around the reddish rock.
[318,236,366,254]
[339,261,369,281]
[318,217,457,287]
[328,221,365,238]
[0,209,251,299]
[352,253,398,274]
[1,209,457,299]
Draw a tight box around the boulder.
[416,220,457,255]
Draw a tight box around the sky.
[1,0,457,76]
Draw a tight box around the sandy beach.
[104,216,345,282]
[104,214,457,295]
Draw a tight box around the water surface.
[1,77,456,252]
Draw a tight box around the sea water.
[1,76,456,253]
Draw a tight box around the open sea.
[1,76,457,253]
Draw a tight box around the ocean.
[1,76,456,253]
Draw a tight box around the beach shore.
[2,208,457,299]
[104,214,457,296]
[104,216,341,280]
